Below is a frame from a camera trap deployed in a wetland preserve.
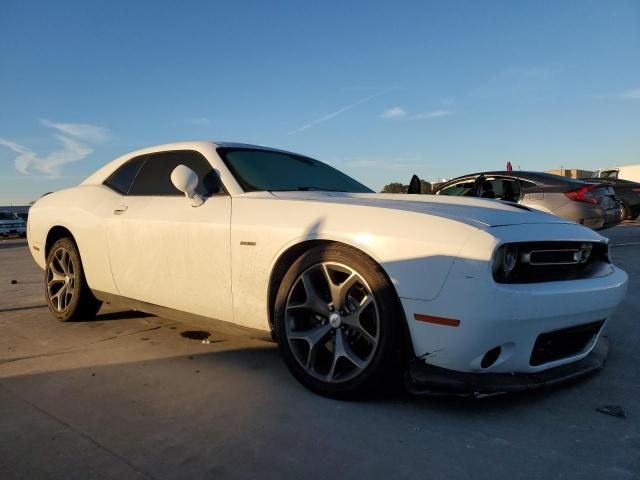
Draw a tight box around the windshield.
[218,148,373,193]
[0,212,19,220]
[593,169,619,179]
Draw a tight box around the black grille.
[493,241,609,283]
[530,320,605,366]
[528,249,578,264]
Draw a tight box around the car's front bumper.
[401,263,627,372]
[405,335,609,396]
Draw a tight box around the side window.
[103,155,147,194]
[128,150,223,196]
[480,178,521,202]
[437,178,477,196]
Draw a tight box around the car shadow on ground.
[0,241,27,250]
[93,309,155,322]
[64,308,602,415]
[54,338,600,412]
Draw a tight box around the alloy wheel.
[284,261,380,383]
[47,247,75,312]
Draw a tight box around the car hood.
[266,191,572,228]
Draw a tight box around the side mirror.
[171,165,204,207]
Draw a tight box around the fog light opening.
[481,346,502,369]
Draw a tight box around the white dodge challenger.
[27,141,628,397]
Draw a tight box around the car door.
[105,150,233,322]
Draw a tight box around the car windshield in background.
[0,212,18,220]
[218,148,373,193]
[597,170,619,179]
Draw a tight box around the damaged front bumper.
[405,336,609,397]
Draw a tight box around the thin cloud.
[289,87,395,134]
[0,135,92,177]
[410,109,452,120]
[183,117,211,125]
[594,87,640,101]
[40,119,110,142]
[381,107,407,119]
[478,64,561,98]
[380,107,452,121]
[616,88,640,100]
[0,120,109,177]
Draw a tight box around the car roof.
[444,171,587,186]
[80,141,314,191]
[213,141,312,157]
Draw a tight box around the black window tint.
[437,179,477,196]
[481,178,521,201]
[218,148,373,193]
[129,150,222,196]
[104,155,147,194]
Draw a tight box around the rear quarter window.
[104,155,147,194]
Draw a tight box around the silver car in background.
[434,171,620,230]
[0,211,27,238]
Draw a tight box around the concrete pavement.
[1,223,639,480]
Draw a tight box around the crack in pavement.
[0,305,48,314]
[82,325,166,347]
[0,383,158,480]
[0,324,178,366]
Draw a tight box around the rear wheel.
[620,202,629,222]
[274,245,401,398]
[45,237,102,322]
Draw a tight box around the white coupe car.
[27,142,628,397]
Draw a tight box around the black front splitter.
[405,337,609,396]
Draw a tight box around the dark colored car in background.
[582,177,640,221]
[434,171,620,230]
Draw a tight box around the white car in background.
[592,164,640,183]
[0,211,27,238]
[26,142,628,398]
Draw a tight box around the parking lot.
[1,222,639,480]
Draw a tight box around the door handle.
[113,205,128,215]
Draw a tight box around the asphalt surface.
[1,222,639,480]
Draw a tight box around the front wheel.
[45,237,102,322]
[274,245,401,398]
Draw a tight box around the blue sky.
[1,0,639,203]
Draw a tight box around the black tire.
[274,244,402,399]
[45,237,102,322]
[620,202,629,222]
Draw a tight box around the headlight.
[492,244,520,281]
[503,245,519,275]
